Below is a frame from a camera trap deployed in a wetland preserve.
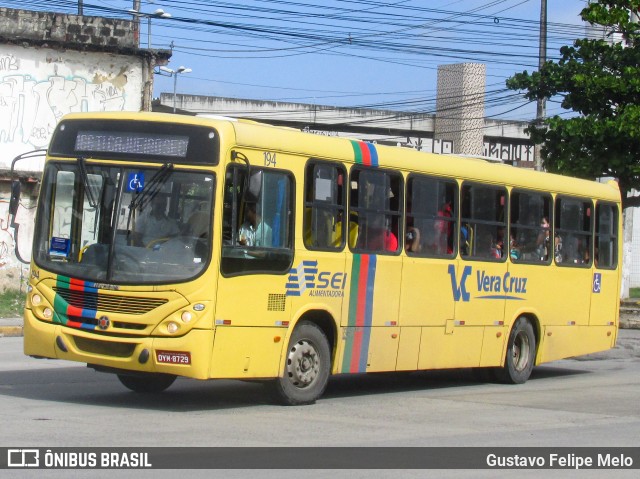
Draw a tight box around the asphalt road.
[1,330,639,479]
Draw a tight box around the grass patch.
[0,289,25,319]
[630,288,640,299]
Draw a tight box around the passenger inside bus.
[405,226,421,253]
[133,195,180,247]
[238,202,272,247]
[434,200,454,254]
[535,216,551,260]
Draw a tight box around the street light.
[160,66,192,113]
[128,8,172,49]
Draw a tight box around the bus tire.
[272,321,330,406]
[117,373,176,393]
[496,318,536,384]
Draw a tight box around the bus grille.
[72,336,136,357]
[53,288,168,315]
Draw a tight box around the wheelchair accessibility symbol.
[127,172,145,192]
[593,272,602,293]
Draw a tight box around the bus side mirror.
[9,180,21,217]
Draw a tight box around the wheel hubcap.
[286,340,320,388]
[512,331,531,372]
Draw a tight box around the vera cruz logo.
[448,265,472,301]
[285,261,347,297]
[448,264,528,302]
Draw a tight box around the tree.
[506,0,640,208]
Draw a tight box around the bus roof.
[57,111,621,203]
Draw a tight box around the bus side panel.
[538,325,617,363]
[396,326,421,371]
[544,267,592,326]
[418,324,483,369]
[399,258,455,327]
[479,325,509,367]
[339,254,402,373]
[210,327,284,378]
[398,258,454,371]
[589,268,620,326]
[452,261,507,327]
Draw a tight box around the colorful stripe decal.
[53,275,99,331]
[342,254,377,373]
[350,140,379,167]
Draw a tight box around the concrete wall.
[0,7,136,48]
[1,43,146,171]
[0,7,169,291]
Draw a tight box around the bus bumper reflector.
[139,349,150,364]
[56,336,68,353]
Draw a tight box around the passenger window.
[349,167,402,254]
[460,184,506,261]
[405,175,457,257]
[555,197,592,266]
[509,191,552,263]
[303,161,346,250]
[595,203,618,269]
[221,163,294,275]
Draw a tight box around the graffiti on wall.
[0,194,37,271]
[401,137,453,154]
[0,201,16,268]
[0,53,127,150]
[483,141,534,164]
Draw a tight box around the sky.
[4,0,591,121]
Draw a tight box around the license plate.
[156,350,191,365]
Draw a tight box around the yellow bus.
[12,111,621,405]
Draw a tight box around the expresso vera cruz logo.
[448,264,528,302]
[285,261,347,297]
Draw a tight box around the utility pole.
[78,1,83,15]
[132,0,141,46]
[535,0,547,171]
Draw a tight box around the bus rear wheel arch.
[495,316,536,384]
[271,320,331,405]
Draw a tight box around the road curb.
[0,325,23,337]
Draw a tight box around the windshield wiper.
[77,157,99,208]
[126,163,174,233]
[129,163,174,211]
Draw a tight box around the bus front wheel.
[496,318,536,384]
[117,373,176,393]
[272,321,330,406]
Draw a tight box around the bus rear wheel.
[496,318,536,384]
[117,373,176,393]
[271,321,330,406]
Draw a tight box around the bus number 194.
[264,151,277,167]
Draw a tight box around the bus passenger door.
[212,165,295,379]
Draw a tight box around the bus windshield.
[33,162,215,285]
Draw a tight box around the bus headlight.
[167,321,179,334]
[181,311,193,323]
[32,294,42,306]
[43,308,53,319]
